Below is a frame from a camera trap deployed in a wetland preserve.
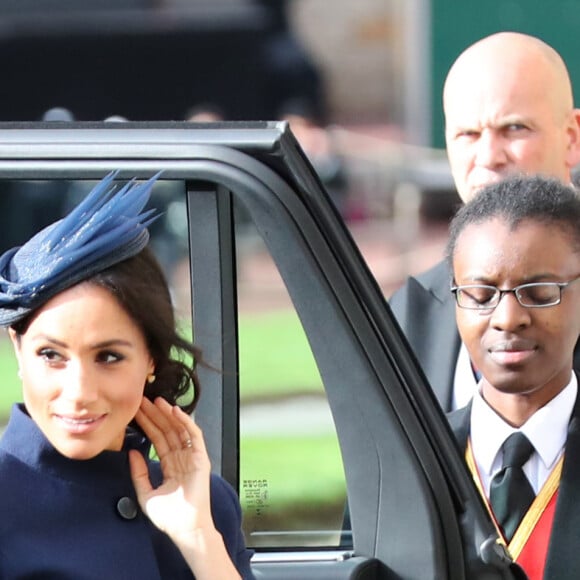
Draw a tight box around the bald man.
[390,32,580,411]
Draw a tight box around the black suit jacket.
[448,394,580,579]
[390,259,580,412]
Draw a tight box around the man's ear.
[565,108,580,169]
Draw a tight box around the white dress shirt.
[452,342,478,411]
[470,374,577,497]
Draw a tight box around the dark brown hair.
[11,247,200,415]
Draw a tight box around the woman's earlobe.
[8,327,21,350]
[8,328,24,371]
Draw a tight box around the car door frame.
[0,122,524,580]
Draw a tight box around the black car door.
[0,122,525,579]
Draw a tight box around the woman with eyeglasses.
[446,174,580,579]
[0,173,254,579]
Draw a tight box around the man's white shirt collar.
[470,373,577,495]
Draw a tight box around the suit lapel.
[390,260,462,409]
[543,392,580,579]
[447,403,471,449]
[424,295,460,409]
[419,263,461,409]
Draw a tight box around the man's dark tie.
[489,432,536,542]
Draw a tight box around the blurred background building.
[0,0,579,288]
[1,1,577,136]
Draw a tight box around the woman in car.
[0,172,254,579]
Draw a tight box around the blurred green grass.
[237,310,346,525]
[0,336,21,420]
[240,434,345,508]
[238,310,323,400]
[240,433,347,543]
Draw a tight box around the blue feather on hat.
[0,171,161,325]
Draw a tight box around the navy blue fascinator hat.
[0,171,160,326]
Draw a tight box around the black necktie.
[489,432,536,542]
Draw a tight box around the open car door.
[0,122,526,579]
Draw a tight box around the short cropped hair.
[446,175,580,263]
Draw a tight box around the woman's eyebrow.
[30,335,134,350]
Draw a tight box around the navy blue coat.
[0,404,255,579]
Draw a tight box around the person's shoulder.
[210,473,241,513]
[390,259,451,307]
[0,449,33,520]
[0,452,12,491]
[446,402,472,446]
[574,340,580,374]
[0,444,28,482]
[208,474,256,577]
[409,260,451,289]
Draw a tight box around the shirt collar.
[470,373,577,474]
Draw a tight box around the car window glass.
[235,203,349,550]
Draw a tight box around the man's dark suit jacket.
[390,259,580,412]
[448,393,580,579]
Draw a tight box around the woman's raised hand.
[129,396,213,536]
[129,397,241,578]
